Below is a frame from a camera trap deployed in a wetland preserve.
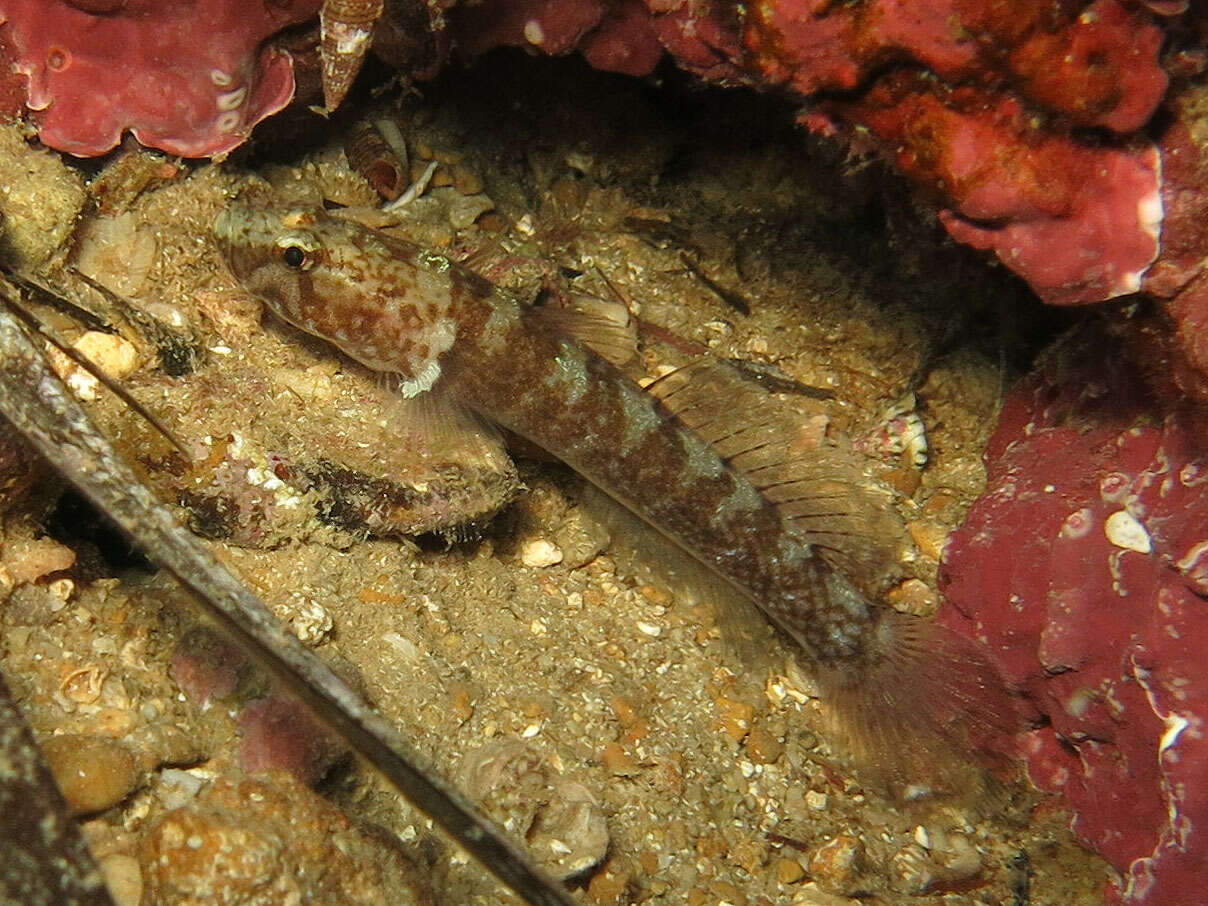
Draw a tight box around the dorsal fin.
[645,358,911,595]
[527,293,638,370]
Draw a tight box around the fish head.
[213,206,337,332]
[213,205,457,395]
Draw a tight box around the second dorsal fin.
[645,358,911,595]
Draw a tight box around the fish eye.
[282,245,308,269]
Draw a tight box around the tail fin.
[814,609,1023,802]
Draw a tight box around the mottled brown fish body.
[443,292,876,663]
[215,206,873,663]
[215,206,1018,794]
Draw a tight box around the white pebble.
[1104,509,1152,554]
[521,539,563,568]
[523,18,545,45]
[287,597,333,646]
[791,882,859,906]
[99,854,142,906]
[65,365,100,401]
[74,331,139,379]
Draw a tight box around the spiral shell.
[320,0,384,111]
[344,118,408,201]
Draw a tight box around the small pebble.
[808,834,864,894]
[283,595,333,646]
[638,850,659,875]
[47,576,75,603]
[460,739,609,878]
[452,163,484,196]
[805,789,828,810]
[446,191,495,229]
[714,695,755,742]
[890,828,984,894]
[729,838,766,874]
[885,578,938,616]
[478,212,509,233]
[554,509,610,568]
[431,146,464,165]
[776,857,805,884]
[586,859,630,905]
[522,18,546,46]
[889,842,934,894]
[711,879,745,905]
[141,772,434,905]
[883,464,923,497]
[744,725,784,764]
[791,882,859,906]
[98,853,143,906]
[41,734,140,815]
[1,535,75,585]
[74,331,139,380]
[409,158,428,183]
[908,519,949,561]
[921,488,961,520]
[550,176,586,210]
[638,584,671,605]
[601,741,640,776]
[1105,509,1152,553]
[451,687,475,722]
[521,539,563,568]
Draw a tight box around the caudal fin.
[814,609,1023,801]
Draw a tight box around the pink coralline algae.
[745,0,1169,305]
[743,0,1167,133]
[940,326,1208,906]
[237,693,347,786]
[0,0,1173,307]
[169,628,249,706]
[816,73,1164,305]
[0,0,321,157]
[170,627,347,785]
[447,0,746,80]
[743,0,1167,305]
